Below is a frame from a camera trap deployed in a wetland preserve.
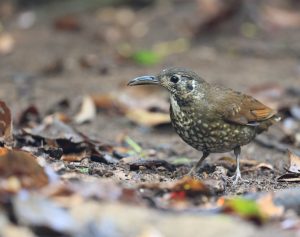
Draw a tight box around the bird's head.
[128,67,207,97]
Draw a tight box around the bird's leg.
[231,146,247,184]
[187,151,209,176]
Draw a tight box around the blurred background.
[0,0,300,145]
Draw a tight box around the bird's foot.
[230,172,248,185]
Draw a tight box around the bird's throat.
[170,94,192,115]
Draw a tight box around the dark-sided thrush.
[128,68,280,184]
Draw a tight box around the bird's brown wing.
[219,91,277,126]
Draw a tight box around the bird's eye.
[170,75,179,83]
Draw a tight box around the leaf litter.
[0,147,48,191]
[91,86,170,126]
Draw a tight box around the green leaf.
[171,157,191,165]
[223,198,264,221]
[124,136,142,154]
[77,167,89,174]
[132,50,161,65]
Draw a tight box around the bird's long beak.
[128,76,159,86]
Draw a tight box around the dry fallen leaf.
[0,100,13,144]
[125,109,170,127]
[277,151,300,182]
[73,96,96,124]
[243,162,274,173]
[92,86,170,126]
[91,94,120,112]
[0,147,48,190]
[257,193,284,219]
[288,150,300,173]
[255,163,274,170]
[92,86,169,112]
[171,176,210,196]
[61,150,88,162]
[18,116,118,165]
[25,116,83,142]
[277,173,300,182]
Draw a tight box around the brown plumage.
[128,68,280,183]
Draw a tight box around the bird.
[128,67,280,184]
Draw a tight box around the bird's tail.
[256,114,281,134]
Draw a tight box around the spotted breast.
[170,94,256,153]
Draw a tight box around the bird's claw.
[230,172,249,185]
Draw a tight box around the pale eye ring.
[170,75,179,83]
